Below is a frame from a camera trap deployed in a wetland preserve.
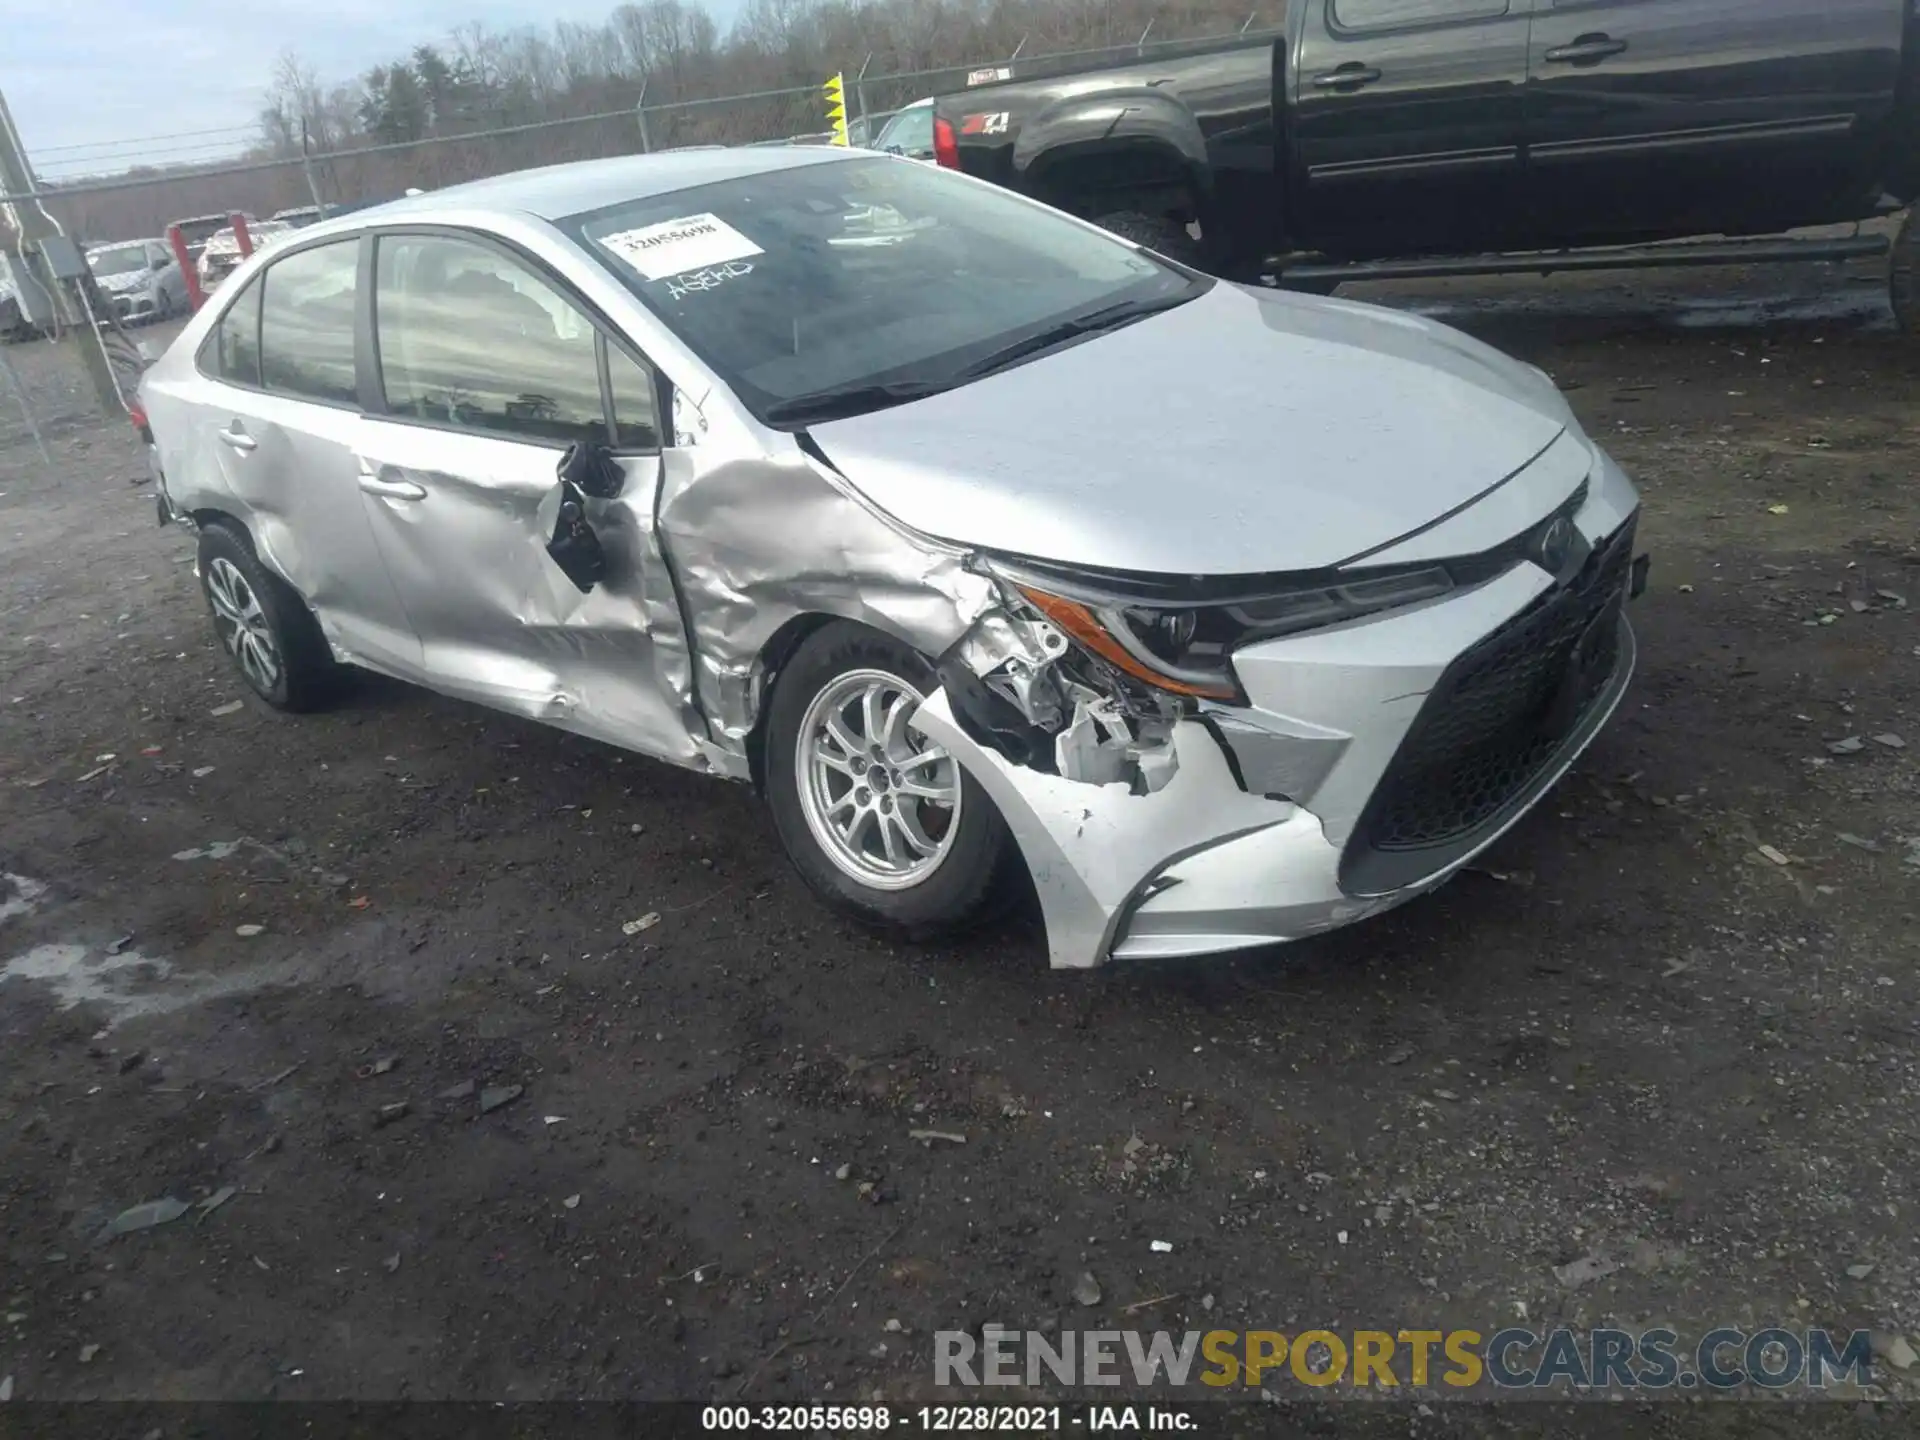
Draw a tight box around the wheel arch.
[744,611,855,792]
[189,505,252,541]
[742,609,971,793]
[1014,89,1211,224]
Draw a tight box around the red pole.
[230,212,253,258]
[167,224,205,312]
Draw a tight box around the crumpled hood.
[809,283,1579,575]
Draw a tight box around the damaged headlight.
[1012,564,1456,703]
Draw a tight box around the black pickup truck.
[922,0,1920,326]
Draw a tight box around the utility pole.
[300,123,327,215]
[0,87,125,420]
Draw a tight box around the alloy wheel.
[795,668,961,891]
[205,556,281,695]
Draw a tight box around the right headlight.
[1011,563,1457,703]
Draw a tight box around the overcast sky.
[9,0,734,174]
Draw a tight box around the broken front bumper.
[912,453,1643,970]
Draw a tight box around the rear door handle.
[1544,34,1628,65]
[357,466,427,502]
[217,423,256,454]
[1311,64,1383,90]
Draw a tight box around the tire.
[196,522,341,712]
[763,621,1019,937]
[1094,210,1206,269]
[1892,208,1919,336]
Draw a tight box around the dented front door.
[351,226,699,762]
[350,422,693,759]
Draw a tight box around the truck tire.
[1893,209,1920,336]
[1094,211,1205,269]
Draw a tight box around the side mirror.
[537,478,605,594]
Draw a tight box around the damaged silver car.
[138,147,1648,969]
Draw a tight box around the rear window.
[566,155,1191,420]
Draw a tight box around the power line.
[37,138,263,176]
[33,122,262,157]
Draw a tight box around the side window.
[606,343,661,451]
[199,276,262,387]
[1331,0,1508,33]
[877,105,934,157]
[259,239,359,406]
[375,234,606,446]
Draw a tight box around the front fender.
[654,443,1000,759]
[1012,86,1212,200]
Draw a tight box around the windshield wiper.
[956,291,1199,382]
[761,378,955,425]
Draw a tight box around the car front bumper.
[912,447,1644,969]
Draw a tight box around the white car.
[198,221,295,293]
[86,240,188,323]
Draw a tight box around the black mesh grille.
[1347,517,1637,876]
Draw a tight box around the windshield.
[567,155,1200,423]
[873,104,934,156]
[89,245,150,277]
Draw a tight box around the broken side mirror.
[558,438,625,499]
[538,478,605,594]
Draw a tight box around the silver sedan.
[138,146,1646,969]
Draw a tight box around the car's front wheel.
[196,523,340,711]
[763,622,1019,936]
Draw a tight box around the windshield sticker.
[664,261,754,300]
[598,213,763,281]
[966,67,1011,86]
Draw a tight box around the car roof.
[335,146,858,224]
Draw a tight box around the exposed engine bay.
[936,600,1183,794]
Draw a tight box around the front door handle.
[217,423,256,454]
[357,469,427,501]
[1544,34,1628,65]
[1311,64,1383,90]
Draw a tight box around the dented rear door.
[199,245,423,677]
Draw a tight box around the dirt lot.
[2,257,1918,1420]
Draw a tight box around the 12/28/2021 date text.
[699,1405,1201,1432]
[700,1405,1068,1431]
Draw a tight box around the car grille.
[1342,515,1637,891]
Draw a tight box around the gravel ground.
[1,257,1918,1422]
